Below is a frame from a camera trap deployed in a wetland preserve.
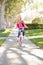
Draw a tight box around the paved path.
[26,36,43,39]
[0,28,43,65]
[0,37,7,40]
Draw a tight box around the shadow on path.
[0,28,43,65]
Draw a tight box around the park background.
[0,0,43,48]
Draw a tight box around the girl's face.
[19,17,21,21]
[18,16,21,21]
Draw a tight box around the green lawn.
[30,38,43,48]
[0,28,12,37]
[25,29,43,48]
[0,39,5,46]
[25,29,43,36]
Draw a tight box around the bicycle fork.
[19,32,22,46]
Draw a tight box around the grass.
[25,29,43,36]
[25,29,43,48]
[0,39,5,46]
[30,38,43,48]
[0,28,12,46]
[0,28,12,37]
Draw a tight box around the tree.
[0,0,34,29]
[5,0,25,27]
[0,0,7,30]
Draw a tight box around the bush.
[26,24,43,29]
[32,17,43,24]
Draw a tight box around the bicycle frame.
[19,30,23,46]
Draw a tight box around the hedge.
[26,24,43,29]
[32,17,43,24]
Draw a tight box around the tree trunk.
[0,0,7,30]
[5,13,10,28]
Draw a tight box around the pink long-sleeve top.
[17,20,25,29]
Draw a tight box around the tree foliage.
[0,0,3,7]
[5,0,25,18]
